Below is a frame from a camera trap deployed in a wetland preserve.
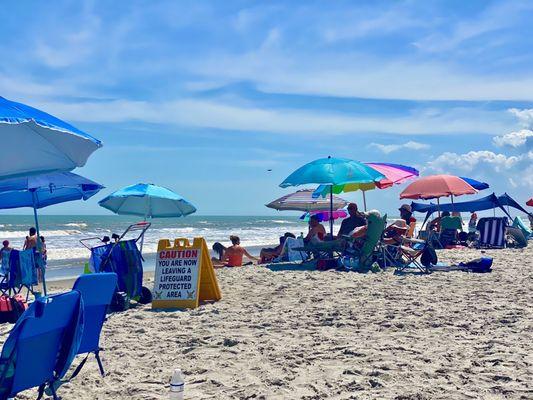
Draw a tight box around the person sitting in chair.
[399,204,416,237]
[439,211,463,246]
[304,215,326,244]
[383,219,409,245]
[337,203,367,238]
[259,232,296,263]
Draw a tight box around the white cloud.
[493,129,533,148]
[508,108,533,128]
[33,98,512,136]
[426,150,531,173]
[369,141,430,154]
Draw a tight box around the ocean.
[0,214,335,280]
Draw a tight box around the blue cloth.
[90,240,143,299]
[0,249,10,275]
[7,249,37,288]
[99,183,196,218]
[411,193,532,224]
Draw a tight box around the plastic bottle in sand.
[169,368,184,400]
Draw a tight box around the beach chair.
[476,217,508,248]
[384,236,435,274]
[273,237,305,262]
[69,272,118,378]
[0,291,84,400]
[0,249,38,298]
[341,213,387,270]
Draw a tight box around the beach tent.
[411,193,532,225]
[0,96,102,179]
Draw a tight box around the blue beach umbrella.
[460,177,489,191]
[0,96,102,179]
[0,171,104,295]
[280,156,385,235]
[98,183,197,219]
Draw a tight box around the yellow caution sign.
[152,237,222,309]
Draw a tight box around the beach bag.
[420,246,437,268]
[110,291,130,312]
[9,294,28,323]
[0,295,13,323]
[316,258,337,271]
[460,257,493,273]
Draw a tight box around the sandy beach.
[3,246,530,400]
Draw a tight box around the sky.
[1,0,532,215]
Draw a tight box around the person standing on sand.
[212,235,259,268]
[23,227,37,250]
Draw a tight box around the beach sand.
[2,246,532,399]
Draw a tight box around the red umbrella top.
[527,198,533,207]
[400,174,477,200]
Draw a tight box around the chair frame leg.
[95,350,105,376]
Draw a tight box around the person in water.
[212,235,259,268]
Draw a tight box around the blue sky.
[1,0,532,215]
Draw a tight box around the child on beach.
[0,240,12,275]
[212,235,259,268]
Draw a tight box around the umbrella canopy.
[460,177,489,191]
[99,183,196,218]
[300,209,347,222]
[0,171,103,209]
[266,189,347,212]
[313,162,418,197]
[400,174,477,200]
[0,171,104,296]
[280,157,384,234]
[527,198,533,207]
[0,96,102,179]
[280,157,385,188]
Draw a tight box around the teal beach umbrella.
[99,183,196,219]
[280,157,385,235]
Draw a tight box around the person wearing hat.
[399,204,416,238]
[383,219,409,245]
[337,203,367,238]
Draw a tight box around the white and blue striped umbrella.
[0,96,102,179]
[99,183,196,218]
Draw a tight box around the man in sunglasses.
[337,203,367,238]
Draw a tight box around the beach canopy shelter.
[280,157,384,235]
[0,171,104,294]
[527,198,533,207]
[410,193,532,225]
[313,162,419,210]
[266,189,347,212]
[0,96,102,180]
[99,183,196,218]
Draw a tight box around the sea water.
[0,215,322,280]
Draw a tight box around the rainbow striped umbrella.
[313,163,419,209]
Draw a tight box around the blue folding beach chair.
[69,272,117,378]
[0,291,84,400]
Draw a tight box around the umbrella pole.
[362,190,367,211]
[329,185,334,237]
[437,198,441,218]
[31,191,47,296]
[451,195,454,212]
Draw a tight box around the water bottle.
[169,368,184,400]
